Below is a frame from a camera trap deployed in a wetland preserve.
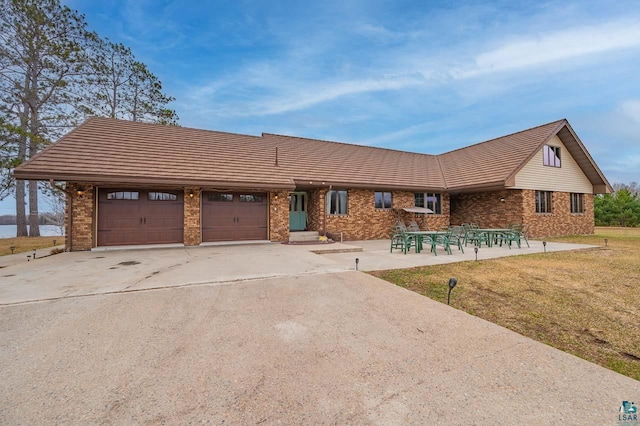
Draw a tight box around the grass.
[0,236,62,257]
[370,227,640,381]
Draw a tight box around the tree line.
[0,0,178,237]
[595,182,640,227]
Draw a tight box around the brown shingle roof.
[14,116,611,193]
[438,119,566,191]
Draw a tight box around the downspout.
[50,179,72,252]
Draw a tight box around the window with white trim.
[543,145,561,167]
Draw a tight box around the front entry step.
[289,231,320,242]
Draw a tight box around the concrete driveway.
[0,239,595,305]
[1,241,637,424]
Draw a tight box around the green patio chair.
[447,226,465,253]
[390,224,417,254]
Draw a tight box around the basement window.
[374,192,392,209]
[535,191,553,213]
[570,193,585,214]
[543,145,561,167]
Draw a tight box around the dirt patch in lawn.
[371,227,640,380]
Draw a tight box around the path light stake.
[604,238,608,247]
[53,239,56,246]
[10,246,15,254]
[543,241,547,253]
[474,246,478,261]
[447,278,457,305]
[33,249,36,259]
[355,258,359,271]
[27,255,31,262]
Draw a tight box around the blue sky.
[2,0,640,214]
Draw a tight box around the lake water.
[0,225,64,238]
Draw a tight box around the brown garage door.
[98,189,184,246]
[202,192,267,242]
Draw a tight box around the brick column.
[269,191,289,242]
[66,183,94,251]
[183,187,201,246]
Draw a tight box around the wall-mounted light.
[76,186,85,197]
[188,190,194,198]
[274,194,278,200]
[500,198,505,202]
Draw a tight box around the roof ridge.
[262,132,437,157]
[88,116,263,140]
[438,118,567,156]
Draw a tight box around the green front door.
[289,192,307,231]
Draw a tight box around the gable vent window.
[543,145,561,167]
[570,193,585,214]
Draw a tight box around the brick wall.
[451,189,594,238]
[183,187,201,246]
[65,183,95,251]
[306,189,450,241]
[522,190,594,238]
[450,190,524,228]
[269,191,289,241]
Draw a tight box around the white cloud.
[456,20,640,78]
[619,99,640,123]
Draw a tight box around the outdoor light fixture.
[10,246,15,254]
[604,238,608,247]
[474,246,478,261]
[447,277,457,305]
[355,258,360,271]
[188,190,194,198]
[500,198,505,202]
[76,186,85,197]
[27,255,31,262]
[274,194,278,200]
[32,249,36,259]
[53,239,56,246]
[543,241,547,253]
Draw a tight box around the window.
[208,193,233,202]
[148,192,177,201]
[374,191,392,209]
[240,194,264,203]
[327,190,348,215]
[543,145,561,167]
[415,192,441,214]
[570,193,584,214]
[106,191,139,200]
[535,191,553,213]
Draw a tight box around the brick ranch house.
[13,117,612,251]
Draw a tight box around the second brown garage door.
[202,192,267,242]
